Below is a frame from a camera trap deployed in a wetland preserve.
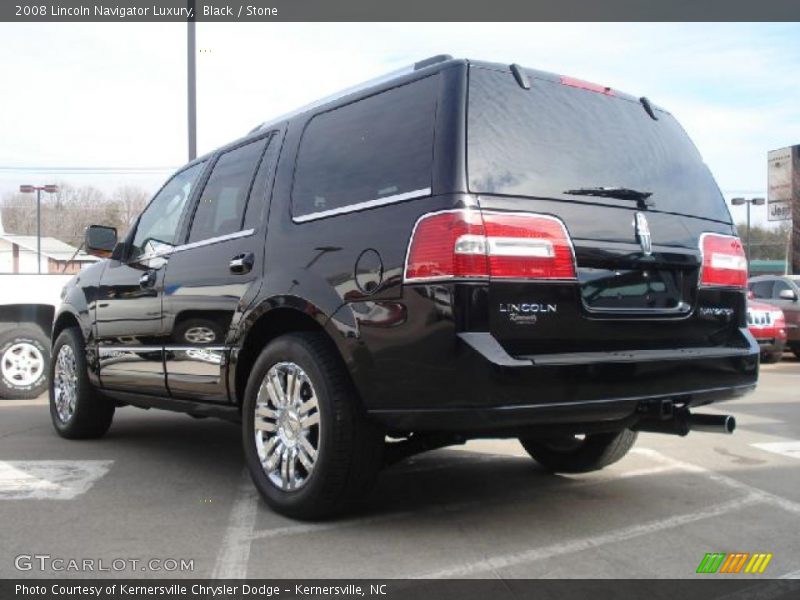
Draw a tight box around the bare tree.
[1,183,153,248]
[112,185,150,236]
[736,221,792,261]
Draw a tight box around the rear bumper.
[367,329,759,432]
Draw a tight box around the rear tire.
[519,429,637,474]
[791,345,800,360]
[0,325,50,400]
[49,328,114,439]
[242,332,384,520]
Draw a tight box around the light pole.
[187,0,197,161]
[731,196,766,264]
[18,184,58,274]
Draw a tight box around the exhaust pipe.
[688,413,736,434]
[636,408,736,436]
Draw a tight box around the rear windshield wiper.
[564,187,655,208]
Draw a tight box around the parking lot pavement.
[1,357,798,580]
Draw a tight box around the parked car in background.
[0,274,73,398]
[747,298,787,363]
[749,275,800,358]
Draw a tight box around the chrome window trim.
[176,228,255,253]
[293,188,431,224]
[135,229,255,261]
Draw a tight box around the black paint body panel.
[53,58,759,435]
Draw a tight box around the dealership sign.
[767,146,797,222]
[769,145,800,274]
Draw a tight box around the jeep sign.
[767,146,795,222]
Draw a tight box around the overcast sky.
[1,22,799,226]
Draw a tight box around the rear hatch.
[466,63,744,357]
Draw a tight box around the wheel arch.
[52,308,84,345]
[0,304,55,337]
[231,298,358,407]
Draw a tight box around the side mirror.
[779,289,798,301]
[85,225,117,258]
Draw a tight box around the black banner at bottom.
[3,579,800,600]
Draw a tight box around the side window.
[773,280,792,299]
[292,75,438,220]
[244,134,279,230]
[749,281,773,299]
[131,162,205,260]
[187,138,268,243]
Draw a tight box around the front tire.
[761,350,783,364]
[0,325,49,399]
[49,328,114,439]
[242,332,384,520]
[519,429,638,474]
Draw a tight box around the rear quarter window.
[292,75,438,221]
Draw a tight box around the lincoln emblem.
[634,212,652,255]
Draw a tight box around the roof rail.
[249,55,454,134]
[414,54,453,70]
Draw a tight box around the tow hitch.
[634,400,736,436]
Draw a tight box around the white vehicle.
[0,274,72,399]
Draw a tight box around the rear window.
[292,75,438,221]
[467,66,730,222]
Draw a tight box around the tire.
[791,345,800,360]
[242,332,384,520]
[173,318,224,345]
[0,325,50,400]
[761,351,783,364]
[519,429,638,474]
[49,327,114,439]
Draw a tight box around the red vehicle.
[747,299,787,363]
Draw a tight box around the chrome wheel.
[184,326,216,344]
[254,361,320,491]
[53,345,78,423]
[1,342,44,387]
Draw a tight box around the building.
[0,233,98,274]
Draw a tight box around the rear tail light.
[404,209,576,282]
[403,210,488,281]
[699,233,748,288]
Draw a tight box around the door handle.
[229,252,255,274]
[139,270,157,288]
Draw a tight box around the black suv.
[50,56,759,518]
